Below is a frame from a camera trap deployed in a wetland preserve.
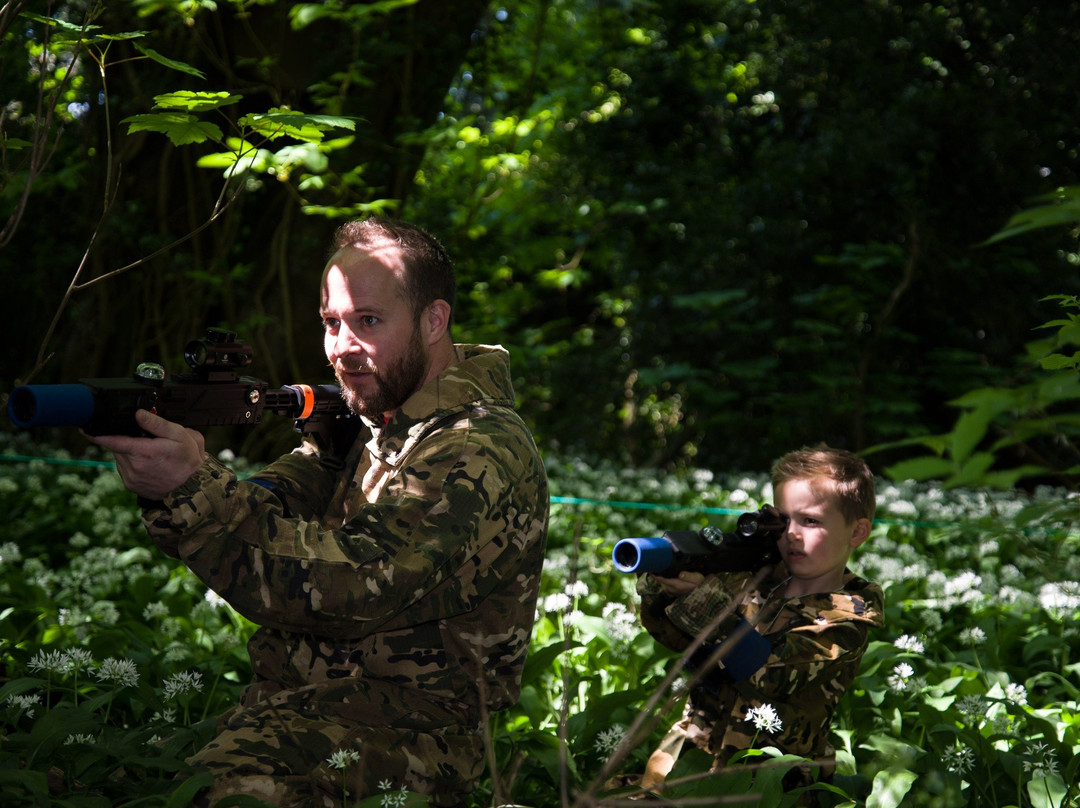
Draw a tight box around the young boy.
[636,446,884,795]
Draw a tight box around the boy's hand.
[653,570,705,597]
[85,409,206,500]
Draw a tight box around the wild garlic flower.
[565,580,590,599]
[887,662,915,692]
[893,634,925,654]
[543,592,572,614]
[6,693,41,718]
[66,648,94,672]
[327,748,360,770]
[143,601,170,620]
[959,626,986,646]
[1004,682,1027,706]
[1022,741,1059,777]
[27,649,70,675]
[95,657,139,688]
[162,670,205,701]
[942,743,976,775]
[745,703,783,734]
[602,602,639,646]
[594,725,627,756]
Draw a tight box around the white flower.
[543,592,572,614]
[959,626,986,646]
[893,634,925,654]
[564,580,589,599]
[887,662,915,693]
[956,695,986,725]
[1004,682,1027,706]
[943,743,976,775]
[326,748,360,770]
[162,670,205,701]
[6,693,41,718]
[594,725,626,756]
[1038,581,1080,616]
[1022,741,1059,777]
[27,649,69,675]
[143,601,170,620]
[64,733,95,745]
[745,703,783,734]
[65,648,94,672]
[602,603,639,646]
[95,657,139,688]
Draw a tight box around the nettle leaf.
[133,44,206,80]
[153,91,242,112]
[239,111,357,142]
[122,112,223,146]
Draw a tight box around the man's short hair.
[331,216,457,326]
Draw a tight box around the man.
[89,217,549,807]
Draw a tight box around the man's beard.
[335,326,429,418]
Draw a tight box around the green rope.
[0,452,1020,531]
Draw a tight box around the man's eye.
[322,317,339,331]
[360,315,379,327]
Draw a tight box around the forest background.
[4,0,1080,478]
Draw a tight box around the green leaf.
[866,768,917,808]
[153,91,242,112]
[884,456,955,482]
[133,44,207,80]
[1027,773,1068,808]
[122,113,223,146]
[239,111,357,142]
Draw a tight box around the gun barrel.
[7,384,96,429]
[264,384,348,420]
[611,537,674,574]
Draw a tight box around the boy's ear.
[849,518,872,548]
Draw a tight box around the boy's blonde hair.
[770,445,876,524]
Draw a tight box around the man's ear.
[423,299,452,344]
[849,518,872,549]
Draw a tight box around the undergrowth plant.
[1,432,1078,807]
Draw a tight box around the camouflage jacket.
[143,344,549,734]
[639,565,883,766]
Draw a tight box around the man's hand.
[652,570,705,597]
[86,409,206,501]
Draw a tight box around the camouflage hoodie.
[142,344,548,803]
[640,565,883,779]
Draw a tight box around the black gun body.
[613,529,781,577]
[8,378,348,436]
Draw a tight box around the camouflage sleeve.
[242,439,343,520]
[141,411,546,640]
[637,573,744,652]
[748,618,870,702]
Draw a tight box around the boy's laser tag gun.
[611,505,789,577]
[7,328,357,459]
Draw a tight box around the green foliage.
[4,434,1080,806]
[409,0,1080,470]
[868,186,1080,490]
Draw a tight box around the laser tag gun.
[7,327,358,462]
[611,505,789,577]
